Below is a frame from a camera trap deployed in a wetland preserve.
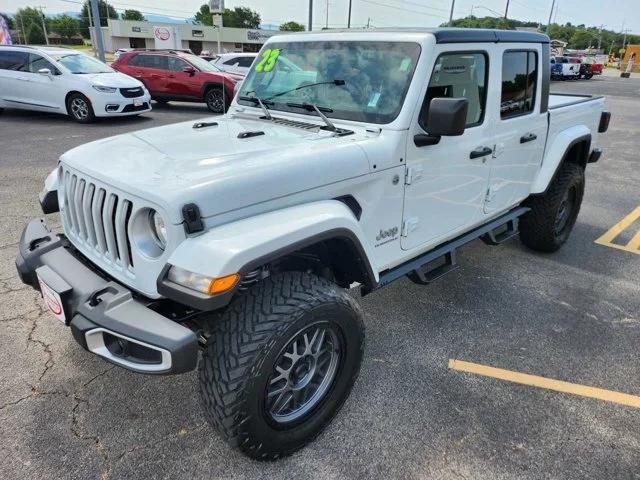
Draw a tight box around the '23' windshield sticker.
[255,49,280,72]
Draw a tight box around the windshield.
[185,54,223,72]
[53,53,112,74]
[238,41,421,124]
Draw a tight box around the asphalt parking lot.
[1,75,639,479]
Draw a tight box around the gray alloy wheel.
[205,87,225,113]
[67,94,95,123]
[266,323,342,424]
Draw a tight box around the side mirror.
[38,68,52,76]
[414,97,468,147]
[182,66,196,75]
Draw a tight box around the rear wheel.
[66,93,95,123]
[205,86,227,113]
[519,162,585,252]
[199,271,365,460]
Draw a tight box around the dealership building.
[90,19,282,55]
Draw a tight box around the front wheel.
[519,162,585,252]
[66,93,95,123]
[204,86,228,113]
[199,271,365,460]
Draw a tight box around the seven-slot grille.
[60,167,135,273]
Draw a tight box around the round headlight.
[149,210,167,249]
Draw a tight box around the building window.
[501,51,537,119]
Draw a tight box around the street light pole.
[504,0,510,20]
[347,0,352,28]
[89,0,105,62]
[308,0,313,31]
[546,0,556,31]
[448,0,455,26]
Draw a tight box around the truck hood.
[60,114,372,224]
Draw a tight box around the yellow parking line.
[448,359,640,409]
[594,206,640,255]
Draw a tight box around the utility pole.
[89,0,105,62]
[18,14,26,44]
[308,0,313,31]
[38,7,49,45]
[347,0,352,28]
[448,0,455,26]
[504,0,510,20]
[325,0,329,29]
[597,24,603,51]
[366,17,371,28]
[546,0,555,31]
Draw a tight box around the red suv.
[112,50,243,113]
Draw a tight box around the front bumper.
[91,91,152,117]
[16,218,198,375]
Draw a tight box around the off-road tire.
[199,271,365,460]
[66,93,95,123]
[519,162,585,252]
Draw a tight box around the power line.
[358,0,448,19]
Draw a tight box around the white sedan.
[0,45,151,123]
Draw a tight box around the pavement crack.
[26,314,55,382]
[71,393,113,480]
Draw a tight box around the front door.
[402,49,495,251]
[485,48,546,214]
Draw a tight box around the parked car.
[112,49,242,112]
[17,29,610,460]
[0,45,151,123]
[114,48,133,60]
[569,57,593,79]
[582,57,603,75]
[553,56,580,80]
[550,57,564,80]
[211,52,257,75]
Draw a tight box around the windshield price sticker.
[256,49,280,72]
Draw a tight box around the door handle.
[520,133,537,144]
[470,146,493,159]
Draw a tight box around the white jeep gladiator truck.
[16,28,610,459]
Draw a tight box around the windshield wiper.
[266,79,345,101]
[238,95,274,120]
[286,102,337,132]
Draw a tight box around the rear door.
[402,47,496,251]
[484,47,547,214]
[127,54,167,95]
[0,50,30,107]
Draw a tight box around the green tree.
[15,7,47,44]
[121,9,145,21]
[0,12,14,30]
[279,21,305,32]
[79,0,118,37]
[50,15,80,40]
[194,4,261,28]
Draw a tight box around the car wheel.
[519,162,585,252]
[199,271,365,460]
[205,86,227,113]
[66,93,95,123]
[154,99,169,105]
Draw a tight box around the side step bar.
[377,207,529,289]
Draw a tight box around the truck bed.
[549,93,602,109]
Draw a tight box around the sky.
[3,0,639,34]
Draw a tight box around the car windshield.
[237,41,421,124]
[184,54,222,72]
[53,53,112,74]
